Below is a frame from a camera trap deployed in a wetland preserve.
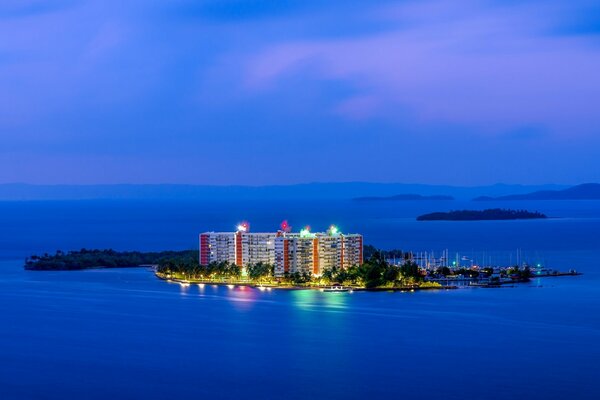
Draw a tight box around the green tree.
[400,261,422,282]
[246,262,272,283]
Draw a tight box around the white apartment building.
[199,225,363,277]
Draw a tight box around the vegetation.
[417,208,547,221]
[452,268,480,278]
[156,251,425,289]
[25,249,196,270]
[363,244,406,261]
[320,256,424,288]
[246,262,274,283]
[26,246,536,288]
[504,265,533,280]
[419,281,443,288]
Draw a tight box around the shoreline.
[25,264,151,271]
[155,272,582,292]
[155,273,459,292]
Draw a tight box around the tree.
[246,262,272,283]
[362,254,387,288]
[321,267,337,284]
[400,261,422,282]
[384,265,399,283]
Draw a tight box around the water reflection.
[289,289,350,312]
[179,282,190,295]
[225,285,260,311]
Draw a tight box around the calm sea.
[1,199,599,399]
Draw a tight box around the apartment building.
[199,224,362,277]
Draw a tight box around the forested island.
[24,246,397,271]
[417,209,547,221]
[25,247,437,290]
[24,246,571,290]
[24,249,196,270]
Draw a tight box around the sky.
[1,0,600,186]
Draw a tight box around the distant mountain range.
[0,182,569,201]
[474,183,600,201]
[354,194,454,201]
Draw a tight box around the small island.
[416,208,547,221]
[24,249,196,270]
[354,194,454,201]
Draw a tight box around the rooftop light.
[300,226,314,238]
[280,220,291,232]
[236,221,249,232]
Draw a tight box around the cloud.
[243,0,600,136]
[1,0,600,184]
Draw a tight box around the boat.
[469,282,488,287]
[322,286,350,292]
[469,282,501,288]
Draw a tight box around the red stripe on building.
[199,234,209,265]
[313,238,319,275]
[283,239,289,273]
[235,232,243,267]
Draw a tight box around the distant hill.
[473,183,600,201]
[417,209,547,221]
[354,194,454,201]
[0,182,567,201]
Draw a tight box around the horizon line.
[0,181,579,188]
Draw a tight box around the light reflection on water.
[0,261,599,399]
[1,199,600,399]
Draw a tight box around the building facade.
[273,232,363,277]
[199,226,362,277]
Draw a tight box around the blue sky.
[1,0,600,185]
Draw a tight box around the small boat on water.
[469,282,501,288]
[469,282,487,287]
[322,286,350,292]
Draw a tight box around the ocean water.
[1,199,599,399]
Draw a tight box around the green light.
[300,227,314,238]
[329,225,339,235]
[452,261,456,266]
